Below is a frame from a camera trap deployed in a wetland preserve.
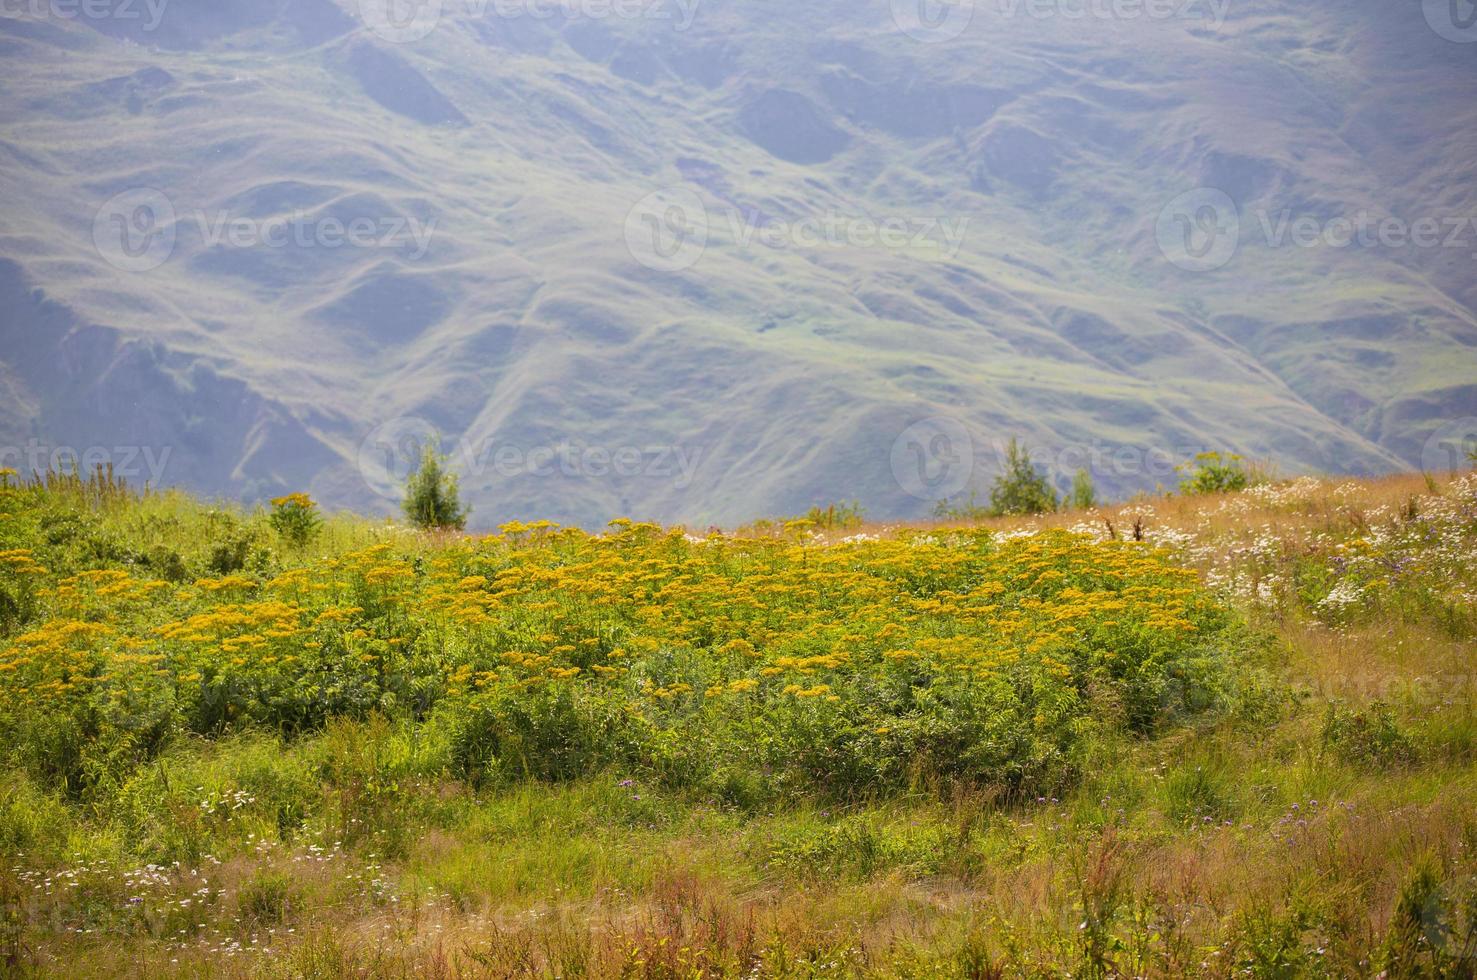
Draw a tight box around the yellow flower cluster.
[0,548,47,577]
[0,518,1230,740]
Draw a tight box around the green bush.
[1320,702,1417,766]
[443,687,644,787]
[1177,452,1249,495]
[207,527,253,575]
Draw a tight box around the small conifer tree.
[1069,468,1097,510]
[989,439,1058,516]
[402,441,468,531]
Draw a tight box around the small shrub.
[0,547,46,633]
[1320,701,1417,766]
[443,687,641,786]
[316,715,420,853]
[207,526,253,575]
[146,545,188,582]
[1177,452,1249,495]
[1069,833,1131,977]
[1424,874,1477,967]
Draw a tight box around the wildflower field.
[1,469,1476,977]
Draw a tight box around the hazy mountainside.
[1,0,1475,527]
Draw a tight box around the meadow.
[1,467,1475,977]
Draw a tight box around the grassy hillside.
[1,466,1475,976]
[2,2,1476,525]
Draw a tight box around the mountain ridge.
[1,0,1474,527]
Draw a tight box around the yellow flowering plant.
[0,483,1271,807]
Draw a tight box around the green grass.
[1,470,1476,976]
